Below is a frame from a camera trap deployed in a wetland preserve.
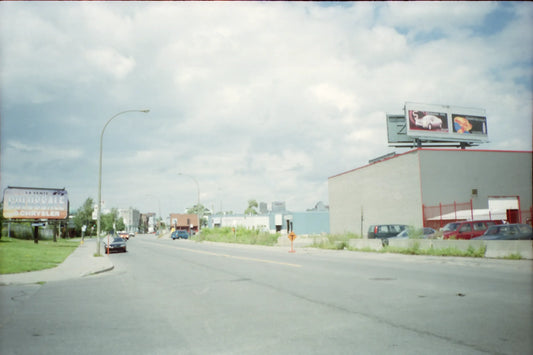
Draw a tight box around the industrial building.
[328,149,532,236]
[208,201,330,235]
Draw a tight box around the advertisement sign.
[404,102,488,143]
[2,187,69,219]
[386,114,414,144]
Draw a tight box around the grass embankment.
[196,227,279,246]
[311,233,358,250]
[311,233,488,257]
[381,243,487,258]
[0,238,78,274]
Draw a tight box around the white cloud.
[85,48,136,79]
[1,2,531,216]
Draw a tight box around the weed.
[503,253,522,260]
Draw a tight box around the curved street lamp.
[178,173,201,233]
[96,109,150,255]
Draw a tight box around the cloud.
[1,2,531,217]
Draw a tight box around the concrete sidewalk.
[0,239,114,286]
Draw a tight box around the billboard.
[405,102,488,143]
[2,187,69,219]
[386,114,414,144]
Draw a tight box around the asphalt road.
[1,234,532,355]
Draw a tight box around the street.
[1,234,532,355]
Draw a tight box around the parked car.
[383,227,436,246]
[104,236,127,253]
[129,232,135,238]
[118,232,129,240]
[171,230,189,240]
[368,224,408,239]
[473,224,533,240]
[442,220,503,240]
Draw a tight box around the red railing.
[423,200,473,230]
[423,200,533,229]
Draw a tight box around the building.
[328,149,532,236]
[118,208,140,233]
[140,212,156,233]
[170,213,199,233]
[208,201,330,235]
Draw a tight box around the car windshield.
[485,227,499,235]
[518,225,533,233]
[442,223,460,231]
[113,237,124,242]
[396,230,409,237]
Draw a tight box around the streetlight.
[96,109,150,255]
[178,173,201,233]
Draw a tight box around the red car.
[442,220,504,240]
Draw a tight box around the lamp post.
[96,109,150,256]
[178,173,201,233]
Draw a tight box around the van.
[441,220,504,240]
[368,224,408,239]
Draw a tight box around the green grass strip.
[0,238,78,274]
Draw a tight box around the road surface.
[1,234,531,354]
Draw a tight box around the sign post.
[287,219,296,253]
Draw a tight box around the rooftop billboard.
[2,187,69,220]
[404,102,488,143]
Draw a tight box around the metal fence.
[422,200,533,230]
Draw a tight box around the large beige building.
[328,149,532,236]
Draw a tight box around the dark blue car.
[171,230,189,240]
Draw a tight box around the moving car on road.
[171,230,189,240]
[473,224,533,240]
[104,236,127,253]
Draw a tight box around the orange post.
[288,232,296,253]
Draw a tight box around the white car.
[415,115,442,130]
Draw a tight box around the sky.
[1,1,532,221]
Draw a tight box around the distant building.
[118,208,140,233]
[170,213,199,233]
[271,201,286,213]
[208,201,329,235]
[140,212,156,233]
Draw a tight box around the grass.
[367,244,487,258]
[311,233,359,250]
[191,229,522,260]
[0,238,79,274]
[196,227,279,246]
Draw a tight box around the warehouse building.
[328,148,532,236]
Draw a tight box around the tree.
[72,197,95,237]
[100,208,124,233]
[244,199,259,215]
[186,204,210,227]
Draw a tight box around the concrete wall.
[419,150,532,209]
[348,238,533,259]
[328,150,423,235]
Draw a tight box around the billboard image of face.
[408,110,449,132]
[452,114,487,135]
